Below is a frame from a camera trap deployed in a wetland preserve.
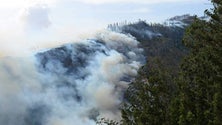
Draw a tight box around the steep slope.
[36,31,145,124]
[0,15,195,125]
[108,14,195,74]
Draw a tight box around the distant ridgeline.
[108,14,195,73]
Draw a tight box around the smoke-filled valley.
[0,29,146,125]
[1,0,222,124]
[0,14,194,125]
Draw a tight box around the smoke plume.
[0,30,144,125]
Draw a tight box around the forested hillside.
[98,0,222,124]
[109,14,195,75]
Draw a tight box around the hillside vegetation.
[98,0,222,124]
[109,14,195,75]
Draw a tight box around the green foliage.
[98,1,222,125]
[96,118,121,125]
[177,1,222,124]
[121,58,176,125]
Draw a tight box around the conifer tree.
[121,58,175,125]
[177,0,222,124]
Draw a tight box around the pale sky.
[0,0,211,56]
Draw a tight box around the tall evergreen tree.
[177,0,222,124]
[121,58,175,125]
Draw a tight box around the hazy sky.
[0,0,211,56]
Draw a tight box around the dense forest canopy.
[98,0,222,124]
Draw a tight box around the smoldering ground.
[0,30,144,125]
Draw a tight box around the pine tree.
[177,0,222,124]
[121,58,175,125]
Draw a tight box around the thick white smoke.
[0,30,144,125]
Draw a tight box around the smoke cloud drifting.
[0,30,144,125]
